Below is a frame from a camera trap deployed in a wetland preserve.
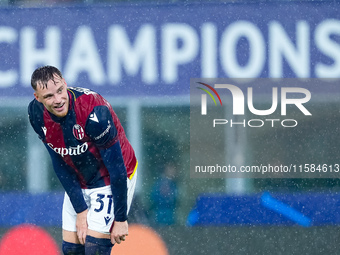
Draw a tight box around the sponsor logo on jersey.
[47,142,88,157]
[94,121,111,141]
[69,87,97,95]
[73,124,85,140]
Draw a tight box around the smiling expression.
[34,74,69,118]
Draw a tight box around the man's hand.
[76,209,88,245]
[111,221,128,244]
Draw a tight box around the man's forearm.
[100,141,128,221]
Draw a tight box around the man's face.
[34,74,69,118]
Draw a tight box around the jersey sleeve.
[85,105,128,222]
[85,105,118,148]
[45,144,88,214]
[100,142,128,221]
[28,99,46,142]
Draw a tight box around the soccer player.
[28,66,138,255]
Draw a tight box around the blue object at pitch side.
[187,192,340,226]
[1,191,340,227]
[0,192,63,227]
[261,192,312,227]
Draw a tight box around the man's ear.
[34,92,41,102]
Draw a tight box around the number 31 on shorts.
[94,194,113,214]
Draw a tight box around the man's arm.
[100,142,128,221]
[100,141,128,244]
[85,105,129,243]
[45,144,88,213]
[29,101,88,243]
[45,145,88,244]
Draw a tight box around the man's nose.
[54,93,62,103]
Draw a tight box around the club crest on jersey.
[73,124,85,140]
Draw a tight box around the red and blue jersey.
[28,87,137,221]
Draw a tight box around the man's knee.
[85,236,113,255]
[62,241,85,255]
